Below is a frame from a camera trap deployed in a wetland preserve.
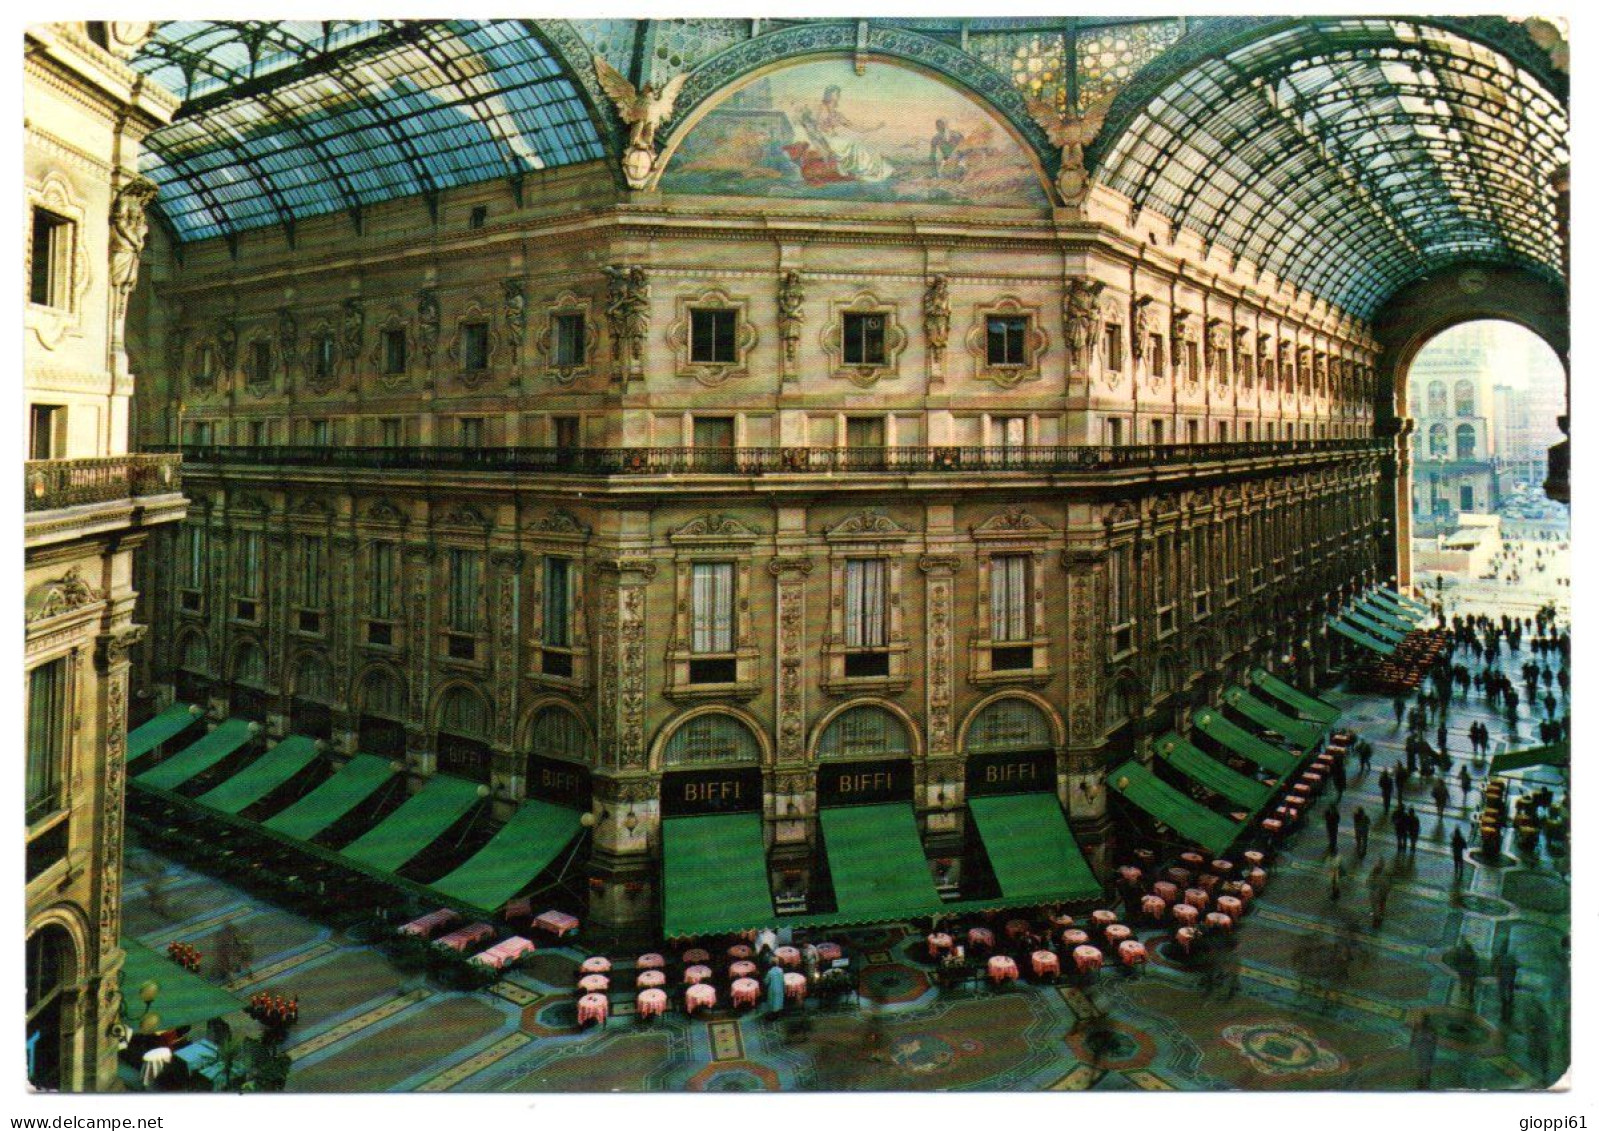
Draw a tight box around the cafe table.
[1118,940,1149,967]
[1117,866,1143,887]
[1031,950,1060,979]
[730,978,761,1009]
[578,974,610,994]
[636,970,666,990]
[727,944,753,961]
[577,993,609,1026]
[684,965,713,985]
[682,948,710,966]
[1061,929,1090,948]
[1072,945,1103,975]
[579,956,612,975]
[685,983,717,1015]
[1090,910,1118,930]
[1216,896,1244,921]
[815,942,843,963]
[1175,926,1198,955]
[783,972,809,1001]
[774,946,802,969]
[1184,888,1210,912]
[1140,895,1167,921]
[1246,867,1268,892]
[1152,881,1179,904]
[1103,924,1133,947]
[637,953,666,971]
[636,988,668,1020]
[1166,866,1193,888]
[986,955,1020,985]
[730,960,757,980]
[1179,851,1206,871]
[1204,912,1234,932]
[966,927,995,950]
[926,933,954,959]
[1172,904,1200,928]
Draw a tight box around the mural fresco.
[661,59,1050,207]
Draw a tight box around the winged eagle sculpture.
[594,57,690,190]
[1026,92,1116,207]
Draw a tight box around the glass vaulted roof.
[1096,18,1567,319]
[132,21,606,242]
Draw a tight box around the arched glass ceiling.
[132,20,606,243]
[1095,18,1567,320]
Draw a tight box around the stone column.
[1063,522,1113,879]
[488,549,523,816]
[330,534,358,753]
[93,621,143,1091]
[768,554,814,891]
[263,530,288,738]
[402,544,435,775]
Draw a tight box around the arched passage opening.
[26,924,76,1090]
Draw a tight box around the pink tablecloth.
[730,960,757,980]
[967,927,995,949]
[1197,873,1220,892]
[636,988,668,1019]
[1236,883,1255,907]
[1262,818,1284,835]
[1050,913,1076,930]
[987,956,1019,984]
[1211,859,1234,876]
[682,948,710,965]
[1184,888,1210,912]
[434,922,495,953]
[1204,912,1234,932]
[1104,924,1132,946]
[580,956,612,975]
[1090,910,1118,929]
[577,974,609,994]
[577,993,608,1026]
[636,970,666,990]
[1072,945,1103,974]
[815,943,843,962]
[1118,940,1149,966]
[1179,851,1206,870]
[727,944,753,961]
[1242,850,1266,867]
[1004,918,1031,940]
[1247,867,1268,892]
[1217,896,1244,920]
[1152,881,1179,904]
[1172,904,1200,927]
[1302,773,1323,785]
[1031,950,1060,979]
[927,933,954,958]
[636,953,666,971]
[399,908,461,938]
[1166,867,1193,887]
[774,946,801,969]
[684,965,713,985]
[1061,929,1090,948]
[533,910,580,937]
[1175,926,1198,954]
[783,972,808,1001]
[1141,895,1167,920]
[730,978,760,1008]
[471,936,536,970]
[1117,866,1143,887]
[685,983,717,1014]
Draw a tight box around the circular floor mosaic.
[1221,1021,1345,1078]
[1501,870,1570,915]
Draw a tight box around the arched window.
[1105,679,1136,727]
[1454,379,1475,417]
[965,697,1053,754]
[816,705,911,760]
[292,652,332,703]
[1428,423,1450,458]
[232,642,266,687]
[1426,380,1448,416]
[359,668,405,719]
[437,685,490,740]
[179,633,209,672]
[528,706,591,764]
[1455,423,1476,460]
[662,712,761,767]
[26,925,73,1089]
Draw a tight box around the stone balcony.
[24,453,187,548]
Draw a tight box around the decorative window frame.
[25,171,91,351]
[664,513,762,701]
[968,506,1054,686]
[304,320,341,395]
[285,498,335,638]
[448,298,501,390]
[535,291,595,386]
[821,292,907,388]
[965,296,1049,388]
[357,499,409,654]
[821,510,912,696]
[188,336,220,395]
[434,507,494,671]
[667,287,758,387]
[241,329,279,399]
[369,307,415,390]
[525,509,592,692]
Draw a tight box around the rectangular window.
[553,415,580,450]
[368,541,396,620]
[249,340,271,385]
[693,416,735,450]
[690,309,738,364]
[690,562,735,654]
[236,531,263,599]
[986,315,1029,367]
[380,417,402,447]
[542,557,571,649]
[190,421,212,447]
[1149,335,1165,377]
[1106,417,1124,446]
[1104,323,1124,371]
[990,554,1032,643]
[1217,421,1229,444]
[842,312,887,365]
[29,404,61,461]
[314,334,336,379]
[29,209,72,308]
[845,416,885,449]
[383,329,407,374]
[457,417,484,447]
[554,313,586,367]
[462,322,490,371]
[1243,421,1254,442]
[308,418,330,447]
[295,535,327,610]
[249,420,267,446]
[469,204,488,229]
[447,548,482,634]
[843,559,887,650]
[994,416,1026,449]
[27,659,68,825]
[178,525,205,589]
[1150,418,1165,446]
[1186,419,1200,445]
[1185,341,1200,376]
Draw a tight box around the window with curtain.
[542,556,571,648]
[439,686,490,738]
[178,525,205,589]
[295,535,327,608]
[843,559,886,649]
[447,548,482,633]
[690,562,735,653]
[663,712,760,766]
[367,542,396,619]
[236,531,262,597]
[360,668,405,718]
[990,554,1032,642]
[26,660,67,824]
[530,706,590,763]
[817,705,911,760]
[234,643,266,687]
[1454,379,1475,418]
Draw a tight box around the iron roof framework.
[132,20,607,243]
[1094,18,1567,320]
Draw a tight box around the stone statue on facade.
[923,275,951,361]
[418,288,440,363]
[503,279,527,364]
[107,177,158,349]
[604,265,650,365]
[216,319,238,375]
[1130,293,1154,360]
[593,58,689,190]
[776,271,804,366]
[1171,308,1193,379]
[276,307,298,371]
[1064,277,1106,370]
[1027,92,1114,208]
[341,298,364,362]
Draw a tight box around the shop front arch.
[173,629,210,705]
[959,692,1062,797]
[811,700,919,808]
[433,682,494,783]
[520,699,594,809]
[227,638,270,721]
[354,665,408,758]
[654,707,767,817]
[26,912,86,1091]
[289,650,334,740]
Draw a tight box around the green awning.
[1192,707,1299,776]
[1353,600,1417,633]
[133,718,257,791]
[1223,687,1325,749]
[340,774,483,874]
[126,704,203,763]
[1377,586,1430,615]
[1490,742,1570,775]
[1108,760,1242,857]
[429,798,584,913]
[1329,617,1397,656]
[817,803,945,925]
[967,793,1100,904]
[1248,668,1341,725]
[1345,607,1410,644]
[195,736,322,816]
[262,754,398,841]
[661,812,776,939]
[1154,733,1273,813]
[120,938,244,1033]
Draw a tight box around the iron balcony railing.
[169,438,1384,476]
[24,453,183,513]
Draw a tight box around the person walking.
[1396,762,1411,804]
[1353,806,1371,858]
[1393,695,1407,725]
[1432,777,1449,821]
[1456,940,1480,1010]
[1327,853,1344,902]
[1324,802,1340,856]
[1458,764,1472,811]
[1406,807,1423,856]
[1412,1015,1438,1088]
[1331,755,1347,799]
[1451,827,1468,880]
[1379,769,1394,813]
[1357,739,1373,774]
[1494,945,1519,1025]
[762,958,787,1020]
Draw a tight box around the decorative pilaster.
[94,624,144,960]
[917,554,961,760]
[331,535,356,720]
[595,558,657,770]
[403,545,434,726]
[490,550,523,749]
[769,556,813,764]
[262,531,287,699]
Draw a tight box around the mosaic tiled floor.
[121,657,1568,1092]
